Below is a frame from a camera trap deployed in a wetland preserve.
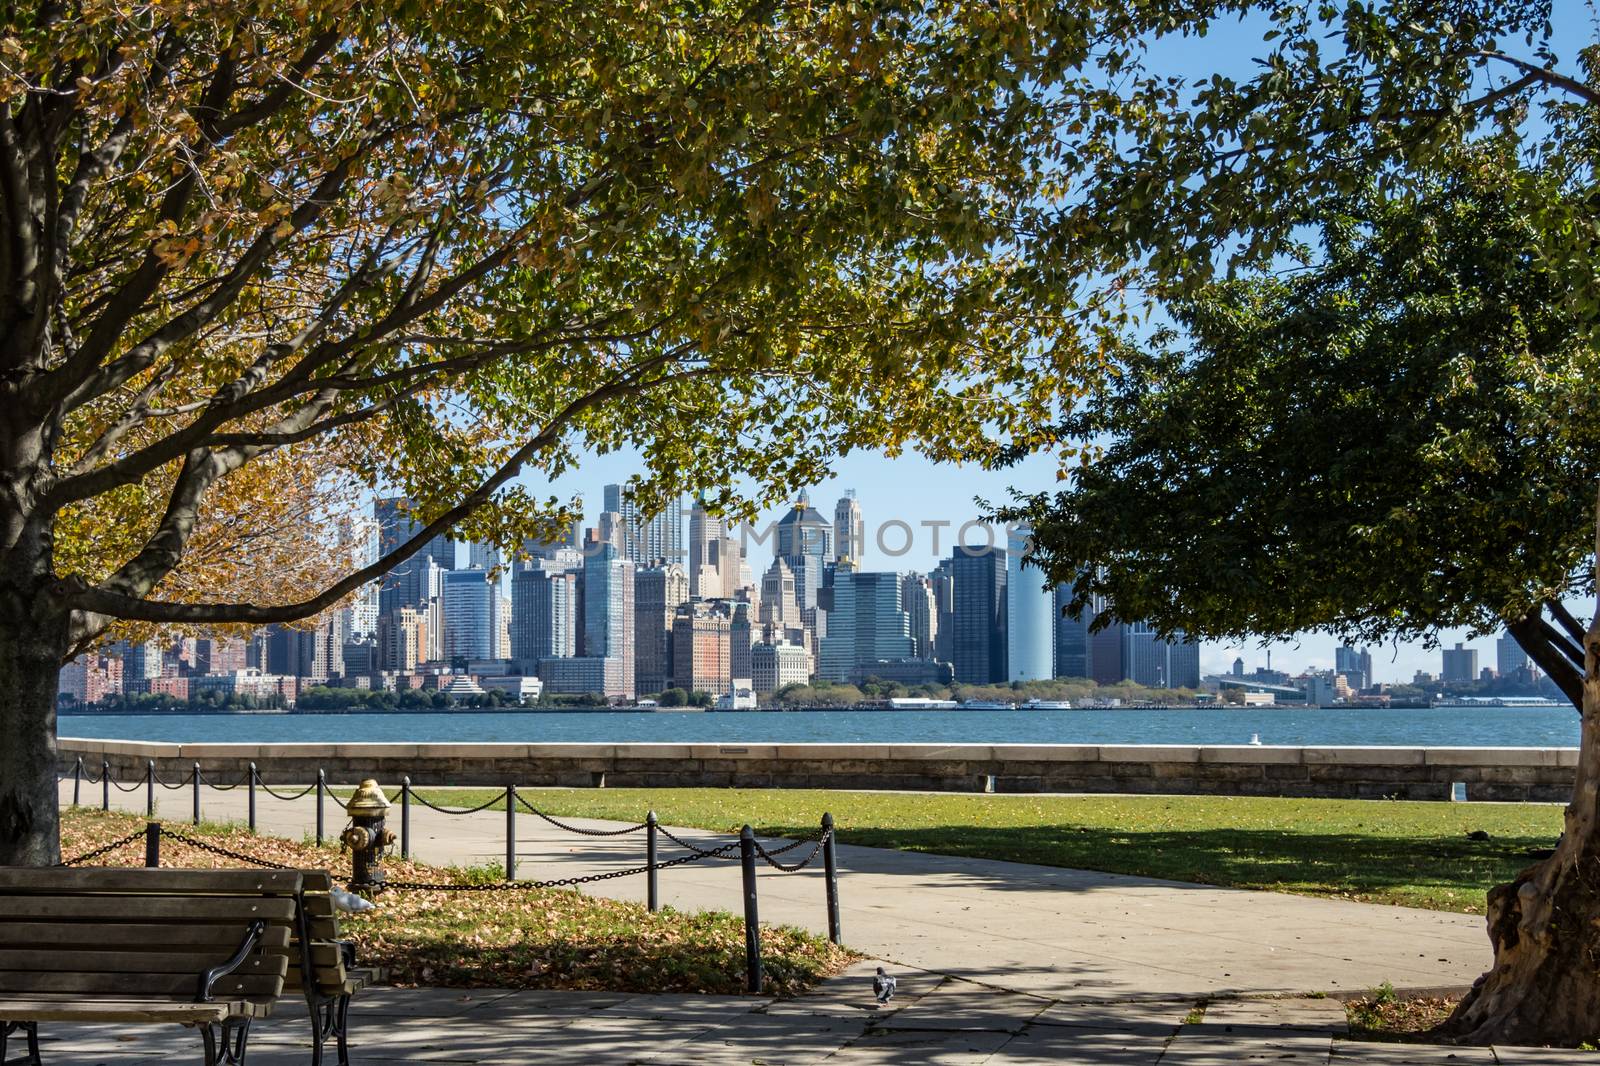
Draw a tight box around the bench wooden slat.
[0,922,291,949]
[0,996,274,1023]
[0,950,289,978]
[0,869,302,894]
[269,941,342,967]
[0,897,297,921]
[0,971,284,997]
[303,872,334,892]
[300,893,335,918]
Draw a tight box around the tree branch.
[63,360,721,634]
[1507,609,1583,710]
[1474,51,1600,109]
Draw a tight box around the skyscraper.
[510,564,577,664]
[1052,583,1089,679]
[583,542,635,699]
[375,496,455,616]
[442,569,498,661]
[1006,526,1054,682]
[949,546,1007,684]
[833,492,862,564]
[672,600,734,695]
[818,564,916,682]
[1498,633,1531,679]
[604,483,686,567]
[1335,645,1373,690]
[760,558,800,628]
[901,573,938,660]
[635,563,688,694]
[1442,643,1479,683]
[467,542,500,571]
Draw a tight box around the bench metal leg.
[2,1021,42,1066]
[199,1018,251,1066]
[307,994,351,1066]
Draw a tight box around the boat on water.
[961,700,1017,710]
[1021,699,1073,710]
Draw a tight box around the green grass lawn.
[387,787,1562,914]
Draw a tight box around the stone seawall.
[56,739,1577,801]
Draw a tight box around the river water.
[58,706,1579,748]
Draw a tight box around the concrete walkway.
[51,783,1585,1063]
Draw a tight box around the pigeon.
[331,887,377,914]
[872,966,897,1006]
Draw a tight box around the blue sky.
[508,5,1592,686]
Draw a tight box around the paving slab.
[869,980,1049,1032]
[987,1024,1170,1064]
[1201,996,1349,1033]
[821,1026,1014,1064]
[1029,998,1194,1033]
[1328,1040,1495,1062]
[1160,1023,1333,1064]
[1490,1046,1600,1064]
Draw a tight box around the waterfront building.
[949,546,1008,684]
[672,600,734,695]
[537,656,631,698]
[752,641,810,694]
[442,569,499,661]
[1442,642,1479,683]
[511,564,577,665]
[775,492,832,603]
[604,482,685,567]
[342,639,379,678]
[59,653,122,704]
[833,491,862,563]
[378,606,425,672]
[1498,633,1531,679]
[112,638,164,682]
[375,495,456,616]
[731,601,755,685]
[634,563,688,695]
[1335,645,1373,690]
[818,564,917,682]
[901,574,938,660]
[190,669,294,704]
[479,675,544,701]
[583,541,635,699]
[1053,583,1089,679]
[1006,526,1054,683]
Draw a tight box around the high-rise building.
[687,498,723,600]
[1497,633,1530,679]
[583,542,635,699]
[760,558,801,629]
[1006,526,1054,683]
[775,491,833,574]
[949,546,1008,684]
[1167,638,1201,689]
[1442,642,1479,683]
[197,637,249,676]
[731,601,755,684]
[901,574,938,660]
[672,600,734,695]
[818,564,916,682]
[442,569,498,661]
[1335,645,1373,690]
[833,492,862,564]
[634,563,688,694]
[467,542,500,571]
[263,618,343,681]
[1052,583,1089,679]
[604,483,686,567]
[510,564,577,665]
[375,495,455,616]
[930,561,955,665]
[112,639,164,681]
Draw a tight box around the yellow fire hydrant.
[340,779,395,889]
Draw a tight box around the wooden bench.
[0,867,375,1066]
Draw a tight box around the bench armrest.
[196,920,266,1003]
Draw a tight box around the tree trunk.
[1444,512,1600,1045]
[0,608,68,867]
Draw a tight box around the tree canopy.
[1007,168,1600,702]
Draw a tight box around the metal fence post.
[315,769,326,846]
[646,811,659,913]
[144,822,161,868]
[145,760,154,817]
[505,785,516,881]
[400,776,411,860]
[247,763,257,833]
[822,813,841,946]
[739,825,762,994]
[101,759,109,811]
[73,757,82,806]
[192,762,201,825]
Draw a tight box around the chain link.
[408,791,505,816]
[656,824,741,859]
[108,775,145,793]
[256,780,318,801]
[754,830,830,872]
[352,841,739,893]
[59,829,147,867]
[196,768,248,791]
[159,829,297,870]
[514,794,648,836]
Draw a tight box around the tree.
[1002,2,1600,1043]
[0,0,1102,864]
[657,688,688,708]
[1008,173,1600,1043]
